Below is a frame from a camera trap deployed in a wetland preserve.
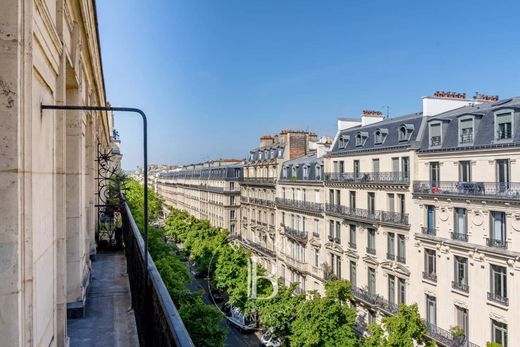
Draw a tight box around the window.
[496,159,510,192]
[339,161,344,173]
[459,117,474,144]
[350,261,357,287]
[283,167,288,179]
[368,267,376,295]
[388,275,396,305]
[490,264,507,304]
[368,311,376,325]
[353,160,360,177]
[401,157,410,180]
[398,278,406,305]
[278,148,283,157]
[303,166,309,179]
[349,224,356,248]
[335,254,342,279]
[355,133,363,146]
[314,248,320,267]
[302,189,307,202]
[425,205,436,233]
[388,193,395,212]
[424,249,437,281]
[454,256,468,292]
[491,320,508,347]
[230,210,235,219]
[329,220,334,239]
[455,306,468,337]
[291,166,297,178]
[397,194,405,215]
[315,190,320,203]
[367,228,376,254]
[429,122,442,147]
[338,135,349,149]
[368,192,375,214]
[349,191,356,209]
[335,189,341,206]
[495,111,513,140]
[459,161,471,182]
[335,221,341,242]
[397,235,406,263]
[426,295,437,325]
[281,212,285,225]
[392,157,399,173]
[373,159,380,174]
[429,162,440,187]
[387,233,395,260]
[315,165,322,179]
[374,130,383,144]
[314,219,319,236]
[398,126,407,141]
[453,208,468,240]
[490,211,506,247]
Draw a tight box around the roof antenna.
[382,106,390,118]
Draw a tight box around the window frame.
[429,121,443,148]
[494,109,514,142]
[458,116,475,145]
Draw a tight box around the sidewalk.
[68,251,139,347]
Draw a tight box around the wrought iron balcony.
[121,202,193,346]
[325,203,409,226]
[396,255,406,264]
[366,247,376,255]
[327,234,341,244]
[423,271,437,282]
[243,177,277,185]
[325,171,409,184]
[426,323,479,347]
[283,225,308,243]
[430,136,441,147]
[421,226,436,236]
[386,252,395,260]
[460,133,473,144]
[413,180,520,200]
[487,291,509,306]
[451,232,468,242]
[486,238,508,249]
[348,241,357,249]
[350,286,398,315]
[452,281,469,293]
[246,197,275,207]
[275,197,324,213]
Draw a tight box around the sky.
[96,0,520,170]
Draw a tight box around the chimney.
[473,92,499,102]
[315,137,332,158]
[337,118,361,131]
[422,91,474,117]
[259,135,274,147]
[286,130,308,160]
[361,110,384,126]
[308,132,318,142]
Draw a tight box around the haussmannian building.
[156,160,243,232]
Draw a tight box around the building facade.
[0,0,116,345]
[156,160,243,232]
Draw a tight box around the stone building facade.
[0,0,116,346]
[156,160,243,232]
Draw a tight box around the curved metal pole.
[41,104,149,284]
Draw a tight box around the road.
[185,264,262,347]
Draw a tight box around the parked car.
[210,289,224,303]
[223,303,257,333]
[260,330,282,347]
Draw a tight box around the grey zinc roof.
[419,96,520,152]
[330,112,425,155]
[280,153,324,181]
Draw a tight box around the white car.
[225,306,257,333]
[260,330,282,347]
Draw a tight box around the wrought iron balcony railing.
[413,180,520,200]
[426,323,479,347]
[325,203,409,226]
[348,241,357,249]
[423,271,437,282]
[396,255,406,264]
[325,171,409,184]
[366,247,376,255]
[350,286,398,315]
[452,281,469,293]
[451,232,469,242]
[246,197,276,207]
[121,201,194,347]
[421,226,436,236]
[486,238,508,249]
[275,197,324,213]
[460,133,473,144]
[430,136,441,147]
[386,252,395,260]
[243,177,277,185]
[283,225,308,242]
[488,292,509,306]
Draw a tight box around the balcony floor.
[68,251,139,347]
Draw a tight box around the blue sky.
[97,0,520,170]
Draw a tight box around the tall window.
[303,166,308,179]
[490,211,506,247]
[329,220,334,239]
[339,161,344,173]
[397,235,406,263]
[430,162,440,187]
[398,126,407,141]
[426,295,437,325]
[349,224,356,248]
[350,261,357,287]
[368,192,375,214]
[491,320,508,347]
[335,190,341,206]
[392,157,399,173]
[374,130,383,144]
[373,159,380,174]
[388,193,395,212]
[455,306,468,337]
[454,256,468,291]
[316,165,322,179]
[398,278,406,305]
[368,268,376,296]
[353,160,360,177]
[453,208,468,239]
[314,248,320,267]
[424,249,437,281]
[335,221,341,242]
[387,232,395,260]
[367,228,376,254]
[388,275,396,305]
[496,111,513,140]
[349,191,356,209]
[490,264,507,304]
[401,157,410,180]
[429,122,442,147]
[426,205,436,234]
[314,219,319,237]
[459,161,471,182]
[335,255,342,279]
[459,118,474,144]
[496,159,510,192]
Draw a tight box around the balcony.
[452,281,469,293]
[386,252,395,260]
[120,201,194,346]
[275,197,323,213]
[350,286,398,315]
[325,171,409,185]
[366,247,376,255]
[423,271,437,282]
[487,291,509,306]
[451,232,468,242]
[486,238,508,249]
[327,234,341,244]
[245,197,275,208]
[426,323,479,347]
[325,203,409,227]
[237,237,276,258]
[283,253,308,273]
[348,241,357,249]
[396,255,406,264]
[243,177,277,186]
[421,226,436,236]
[413,180,520,200]
[283,225,308,243]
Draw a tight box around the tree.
[290,280,359,347]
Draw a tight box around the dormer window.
[495,111,513,140]
[338,135,349,149]
[429,122,442,147]
[278,148,283,157]
[355,132,367,147]
[291,166,297,178]
[459,117,474,145]
[249,154,254,161]
[303,166,309,179]
[283,166,288,179]
[398,124,414,142]
[316,165,322,180]
[258,152,262,160]
[374,128,388,144]
[271,149,275,158]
